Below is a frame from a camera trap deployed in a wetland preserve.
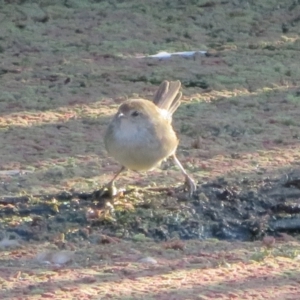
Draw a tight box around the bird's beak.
[117,112,124,118]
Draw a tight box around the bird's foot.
[184,174,196,197]
[93,181,118,200]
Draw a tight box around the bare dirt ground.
[0,0,300,299]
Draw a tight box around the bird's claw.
[94,181,118,199]
[184,175,196,197]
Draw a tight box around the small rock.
[36,250,74,265]
[262,236,275,248]
[19,3,48,23]
[0,238,20,249]
[138,257,157,264]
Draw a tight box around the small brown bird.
[104,80,196,195]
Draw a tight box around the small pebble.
[138,257,157,264]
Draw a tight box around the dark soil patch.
[2,169,300,243]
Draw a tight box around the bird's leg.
[108,166,126,186]
[106,166,126,189]
[172,154,196,196]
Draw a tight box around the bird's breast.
[105,118,177,171]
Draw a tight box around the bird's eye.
[131,111,139,117]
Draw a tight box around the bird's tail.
[152,80,182,115]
